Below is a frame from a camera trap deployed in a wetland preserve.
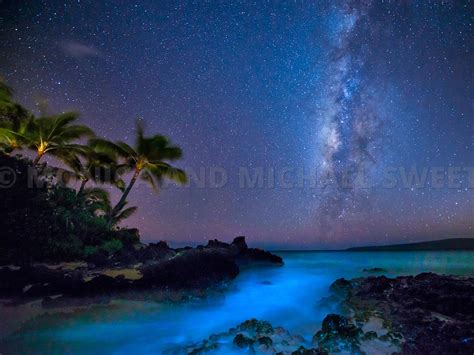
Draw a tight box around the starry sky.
[0,1,472,249]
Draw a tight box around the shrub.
[83,245,99,258]
[101,239,123,255]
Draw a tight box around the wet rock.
[238,318,274,336]
[185,319,306,354]
[256,320,274,336]
[188,340,218,355]
[233,333,255,348]
[357,275,393,296]
[139,249,239,289]
[237,248,283,265]
[239,318,259,332]
[292,346,328,355]
[330,273,474,354]
[313,314,363,353]
[362,330,378,341]
[257,336,273,347]
[328,278,352,298]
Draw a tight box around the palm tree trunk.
[33,153,43,165]
[111,168,140,216]
[78,178,88,195]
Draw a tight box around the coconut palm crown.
[0,112,94,164]
[89,120,187,216]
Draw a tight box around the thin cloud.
[61,41,103,59]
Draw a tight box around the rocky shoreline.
[182,273,474,354]
[327,272,474,354]
[0,236,283,305]
[2,246,473,354]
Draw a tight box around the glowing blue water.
[2,251,474,354]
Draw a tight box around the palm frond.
[84,187,111,203]
[146,162,187,185]
[89,138,136,161]
[55,124,95,141]
[83,187,112,213]
[116,142,137,160]
[140,170,157,190]
[113,205,138,224]
[115,178,126,191]
[46,112,80,140]
[0,79,14,97]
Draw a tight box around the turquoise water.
[2,251,474,354]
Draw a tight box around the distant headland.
[346,238,474,251]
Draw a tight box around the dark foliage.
[0,154,139,264]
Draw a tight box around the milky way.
[315,1,385,232]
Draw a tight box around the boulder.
[329,278,352,297]
[0,265,72,297]
[231,236,248,251]
[313,314,363,353]
[237,318,274,336]
[137,241,176,262]
[292,346,328,355]
[184,319,308,354]
[207,239,230,248]
[257,336,273,348]
[139,249,239,289]
[233,333,255,349]
[237,248,283,265]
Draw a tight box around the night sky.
[1,1,472,249]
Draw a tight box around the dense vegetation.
[0,79,187,264]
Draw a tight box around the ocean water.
[1,251,474,354]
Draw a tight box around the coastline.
[181,272,474,354]
[2,250,474,354]
[0,236,282,304]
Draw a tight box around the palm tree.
[64,146,125,195]
[90,121,187,217]
[0,112,94,165]
[0,80,30,154]
[0,78,29,124]
[83,187,137,227]
[0,117,29,154]
[29,112,94,165]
